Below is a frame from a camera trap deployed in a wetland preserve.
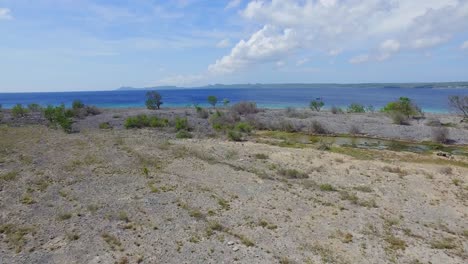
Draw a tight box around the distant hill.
[116,82,468,91]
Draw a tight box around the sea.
[1,85,467,113]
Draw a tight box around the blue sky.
[1,0,468,92]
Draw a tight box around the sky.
[1,0,468,92]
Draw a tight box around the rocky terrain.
[0,118,467,263]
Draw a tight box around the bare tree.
[448,95,468,119]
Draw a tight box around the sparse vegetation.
[176,130,192,139]
[43,104,73,132]
[448,95,467,119]
[145,91,163,110]
[310,99,324,112]
[347,103,366,113]
[11,104,29,118]
[99,122,112,129]
[432,126,450,143]
[207,95,218,108]
[320,184,337,192]
[231,101,259,115]
[124,115,169,129]
[278,168,308,179]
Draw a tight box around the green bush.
[99,122,112,129]
[310,99,324,112]
[44,105,73,132]
[176,130,192,139]
[278,168,308,179]
[347,103,366,113]
[175,117,189,131]
[72,100,85,110]
[146,91,163,110]
[28,103,42,112]
[207,96,218,108]
[234,122,253,133]
[227,130,242,141]
[381,97,422,118]
[124,115,168,129]
[11,104,29,118]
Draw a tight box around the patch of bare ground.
[0,125,467,263]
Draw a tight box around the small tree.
[310,99,324,112]
[146,91,163,110]
[381,97,422,118]
[448,95,468,120]
[223,98,230,107]
[207,96,218,108]
[12,104,29,118]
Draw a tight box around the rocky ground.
[1,107,468,144]
[0,121,467,263]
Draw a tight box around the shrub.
[175,117,189,131]
[210,110,239,131]
[99,122,112,129]
[347,103,366,113]
[195,106,209,119]
[124,115,168,129]
[310,99,324,112]
[234,122,253,134]
[231,102,259,115]
[27,103,42,112]
[277,168,308,179]
[331,106,343,114]
[176,130,192,139]
[44,105,73,132]
[448,95,467,119]
[432,127,449,143]
[145,91,163,110]
[222,98,230,107]
[319,184,336,191]
[11,104,29,117]
[227,130,242,141]
[389,111,409,125]
[72,100,85,110]
[381,97,422,118]
[207,96,218,108]
[349,125,360,135]
[309,120,328,134]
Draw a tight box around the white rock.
[233,246,239,252]
[227,241,235,246]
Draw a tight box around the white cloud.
[276,60,285,67]
[156,74,205,86]
[0,8,12,20]
[380,39,400,53]
[209,25,298,73]
[349,54,370,64]
[462,41,468,50]
[216,39,231,48]
[225,0,242,10]
[328,48,342,56]
[296,58,309,66]
[209,0,468,73]
[410,36,447,49]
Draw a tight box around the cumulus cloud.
[462,41,468,50]
[225,0,242,10]
[349,54,370,64]
[0,8,12,20]
[209,0,468,72]
[209,25,298,73]
[296,58,309,66]
[216,39,231,48]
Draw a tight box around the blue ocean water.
[0,86,467,113]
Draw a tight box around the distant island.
[116,82,468,91]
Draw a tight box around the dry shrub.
[432,127,449,143]
[309,120,328,134]
[349,124,360,135]
[231,102,259,115]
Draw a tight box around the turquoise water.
[0,86,467,113]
